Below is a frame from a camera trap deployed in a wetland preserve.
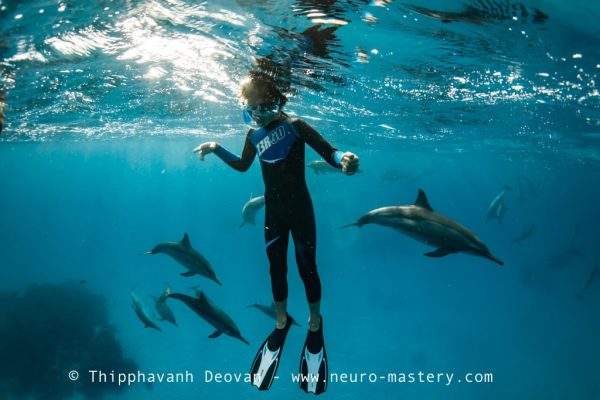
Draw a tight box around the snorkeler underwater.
[0,1,599,399]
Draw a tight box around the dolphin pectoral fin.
[180,270,195,277]
[208,330,223,339]
[181,233,192,249]
[424,248,454,258]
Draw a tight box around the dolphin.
[307,160,340,175]
[149,286,177,326]
[130,286,162,331]
[403,3,548,25]
[167,290,249,345]
[577,256,599,299]
[342,189,504,265]
[404,3,487,24]
[240,195,265,228]
[144,233,222,285]
[543,244,585,269]
[307,159,363,175]
[247,302,301,327]
[486,185,512,223]
[511,225,536,244]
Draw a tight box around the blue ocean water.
[1,1,599,399]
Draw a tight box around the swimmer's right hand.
[193,141,219,161]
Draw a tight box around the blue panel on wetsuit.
[250,121,299,164]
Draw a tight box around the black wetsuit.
[214,117,343,303]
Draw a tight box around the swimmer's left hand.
[341,152,359,175]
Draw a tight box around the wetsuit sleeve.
[292,119,344,168]
[213,129,256,172]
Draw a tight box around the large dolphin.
[144,233,222,285]
[247,302,301,327]
[130,286,162,331]
[486,185,512,223]
[167,289,249,345]
[342,189,504,265]
[150,286,177,326]
[240,195,265,228]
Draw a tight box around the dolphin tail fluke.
[239,221,246,228]
[504,185,513,191]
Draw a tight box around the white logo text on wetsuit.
[256,125,289,157]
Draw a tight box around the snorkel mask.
[241,99,282,128]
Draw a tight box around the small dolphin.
[307,159,363,175]
[404,3,487,24]
[512,225,536,244]
[403,3,548,25]
[240,195,265,228]
[307,160,340,175]
[247,302,301,327]
[150,286,177,326]
[544,244,585,270]
[342,189,504,265]
[577,256,599,299]
[130,286,162,331]
[487,185,512,223]
[167,290,249,345]
[144,233,222,285]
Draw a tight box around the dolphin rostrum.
[150,286,177,326]
[486,185,512,223]
[167,289,249,345]
[247,302,301,327]
[144,233,222,285]
[342,189,504,265]
[240,195,265,228]
[130,286,162,331]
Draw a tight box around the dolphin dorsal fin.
[414,189,433,211]
[181,233,192,249]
